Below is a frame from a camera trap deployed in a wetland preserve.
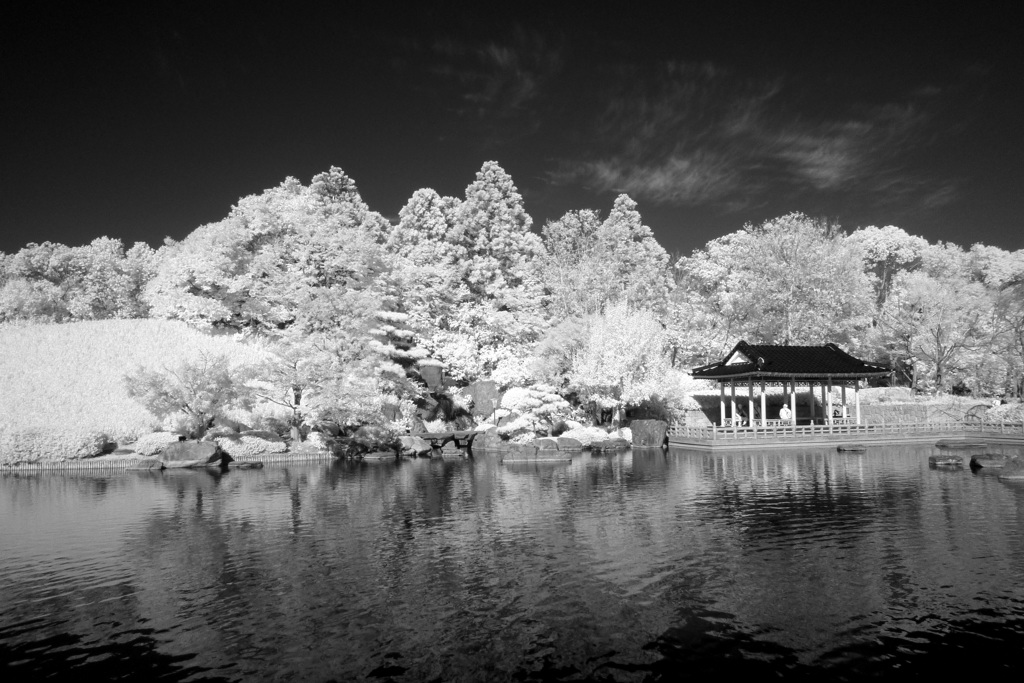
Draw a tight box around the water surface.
[3,445,1024,681]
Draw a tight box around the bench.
[762,419,793,427]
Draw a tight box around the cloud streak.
[553,63,950,213]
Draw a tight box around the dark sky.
[3,2,1022,257]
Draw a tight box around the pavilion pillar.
[760,380,767,428]
[809,381,816,422]
[855,380,862,425]
[826,380,833,422]
[720,382,726,426]
[748,378,754,428]
[790,379,797,425]
[730,380,736,428]
[841,385,847,418]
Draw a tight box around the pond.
[3,445,1024,681]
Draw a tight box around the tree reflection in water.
[2,444,1024,681]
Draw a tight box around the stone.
[229,461,264,470]
[511,443,538,457]
[362,451,397,461]
[419,363,444,391]
[935,440,987,449]
[213,416,250,433]
[592,437,630,452]
[162,441,224,466]
[317,422,342,437]
[630,420,668,448]
[473,430,505,451]
[399,435,432,457]
[998,457,1024,480]
[928,455,963,468]
[970,454,1010,469]
[533,437,560,450]
[555,437,583,451]
[465,380,501,418]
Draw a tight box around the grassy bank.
[0,319,270,462]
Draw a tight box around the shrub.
[124,352,254,439]
[130,431,181,455]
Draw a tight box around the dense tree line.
[3,162,1023,435]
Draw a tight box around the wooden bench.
[762,419,793,427]
[828,418,856,425]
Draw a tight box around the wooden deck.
[668,421,1024,450]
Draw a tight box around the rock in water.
[399,435,432,457]
[630,420,668,448]
[998,456,1024,480]
[162,441,224,468]
[473,430,504,451]
[928,454,963,468]
[533,437,560,450]
[555,437,583,451]
[970,454,1009,469]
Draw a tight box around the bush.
[124,352,254,439]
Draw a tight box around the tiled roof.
[692,341,890,380]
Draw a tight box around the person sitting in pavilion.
[779,405,793,424]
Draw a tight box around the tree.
[0,238,157,322]
[145,168,390,332]
[879,271,991,392]
[383,162,547,385]
[124,353,254,439]
[567,302,686,416]
[539,195,672,319]
[672,213,874,365]
[847,225,928,306]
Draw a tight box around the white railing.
[667,421,1024,441]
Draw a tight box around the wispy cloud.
[553,62,950,213]
[428,27,562,119]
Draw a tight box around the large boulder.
[970,453,1010,469]
[161,441,225,468]
[591,437,630,452]
[465,380,501,418]
[533,437,560,450]
[473,430,504,451]
[212,416,250,433]
[555,436,583,451]
[630,420,668,448]
[507,443,538,458]
[419,363,445,391]
[399,435,432,457]
[998,456,1024,480]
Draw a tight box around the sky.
[3,2,1022,257]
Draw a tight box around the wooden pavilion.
[692,341,891,427]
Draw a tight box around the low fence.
[668,420,1024,442]
[2,451,336,471]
